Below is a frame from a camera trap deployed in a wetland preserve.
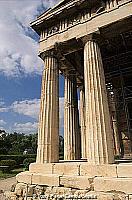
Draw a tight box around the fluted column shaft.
[107,90,120,156]
[80,87,87,159]
[84,39,114,164]
[64,73,81,160]
[36,52,59,163]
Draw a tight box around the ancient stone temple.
[8,0,132,199]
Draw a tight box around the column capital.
[81,31,101,45]
[39,49,58,61]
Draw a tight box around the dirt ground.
[0,177,16,200]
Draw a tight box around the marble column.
[36,51,59,163]
[107,90,120,156]
[64,72,81,160]
[84,38,114,164]
[80,86,87,159]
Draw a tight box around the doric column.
[64,72,81,160]
[112,116,120,156]
[107,88,120,156]
[36,50,59,163]
[84,37,114,164]
[80,86,87,159]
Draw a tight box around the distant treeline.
[0,130,64,159]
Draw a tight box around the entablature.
[30,0,131,87]
[34,0,131,54]
[31,0,100,34]
[31,0,131,40]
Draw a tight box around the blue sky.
[0,0,65,134]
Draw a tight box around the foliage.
[0,166,10,173]
[0,130,64,161]
[0,159,17,167]
[0,159,17,173]
[0,154,36,166]
[0,131,37,155]
[23,158,36,170]
[0,168,23,179]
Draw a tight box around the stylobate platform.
[14,162,132,195]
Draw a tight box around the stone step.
[94,177,132,194]
[32,173,60,186]
[29,163,53,174]
[16,171,32,184]
[16,172,61,186]
[16,172,93,189]
[29,162,132,178]
[60,175,93,190]
[80,163,117,177]
[29,162,81,175]
[117,163,132,178]
[52,163,80,175]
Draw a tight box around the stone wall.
[5,183,131,200]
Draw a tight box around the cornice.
[30,0,94,35]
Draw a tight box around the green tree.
[0,130,64,158]
[0,131,37,155]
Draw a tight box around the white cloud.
[12,97,64,131]
[0,95,80,135]
[0,101,5,107]
[11,99,40,119]
[0,99,40,119]
[11,97,64,127]
[41,0,60,8]
[0,0,60,77]
[0,96,64,134]
[0,119,6,126]
[0,100,9,112]
[0,96,64,119]
[14,122,38,134]
[0,107,9,112]
[0,120,7,132]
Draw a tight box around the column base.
[6,162,132,200]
